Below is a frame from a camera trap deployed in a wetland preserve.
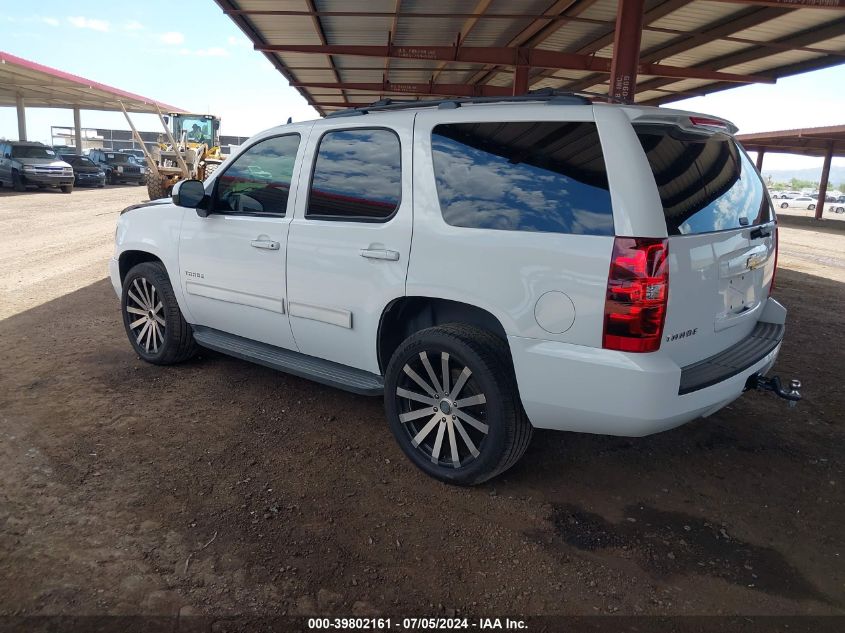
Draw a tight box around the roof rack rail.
[325,89,592,118]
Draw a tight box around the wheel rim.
[125,277,166,354]
[395,350,489,469]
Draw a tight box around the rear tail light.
[603,237,669,353]
[689,116,729,130]
[770,224,779,295]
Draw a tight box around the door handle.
[251,239,280,250]
[360,248,400,261]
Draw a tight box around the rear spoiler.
[630,112,739,136]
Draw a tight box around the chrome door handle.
[360,248,400,261]
[251,239,280,250]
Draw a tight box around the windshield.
[12,146,57,159]
[67,156,95,166]
[634,124,772,235]
[176,117,214,144]
[105,153,136,163]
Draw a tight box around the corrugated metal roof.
[215,0,845,115]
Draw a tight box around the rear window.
[431,122,614,235]
[635,124,772,235]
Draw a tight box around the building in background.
[50,126,250,156]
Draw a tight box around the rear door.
[633,122,776,367]
[285,117,413,374]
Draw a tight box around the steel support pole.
[755,149,765,171]
[73,107,83,155]
[513,66,529,95]
[608,0,645,103]
[815,144,833,220]
[16,94,26,141]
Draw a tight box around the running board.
[192,326,384,396]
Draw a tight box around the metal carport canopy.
[0,50,184,146]
[214,0,845,116]
[738,124,845,219]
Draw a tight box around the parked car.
[777,196,816,210]
[60,154,106,187]
[109,97,792,484]
[0,141,74,193]
[771,190,801,199]
[89,149,146,185]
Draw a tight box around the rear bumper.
[509,300,786,437]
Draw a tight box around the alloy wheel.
[395,350,489,469]
[125,277,166,354]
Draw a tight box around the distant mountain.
[761,165,845,186]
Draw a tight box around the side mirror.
[172,179,207,212]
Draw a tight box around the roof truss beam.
[257,44,774,83]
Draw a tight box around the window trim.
[209,132,302,218]
[304,126,403,224]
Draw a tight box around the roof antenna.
[286,116,292,124]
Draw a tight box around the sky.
[1,1,843,173]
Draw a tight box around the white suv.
[109,94,792,485]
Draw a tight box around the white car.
[109,95,795,484]
[777,196,816,210]
[770,191,800,199]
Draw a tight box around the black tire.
[203,162,220,180]
[384,324,533,485]
[107,170,117,185]
[808,204,815,211]
[780,202,788,209]
[121,261,197,365]
[146,173,168,200]
[61,184,73,194]
[12,171,25,192]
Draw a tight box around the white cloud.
[178,47,229,57]
[123,20,144,31]
[159,31,184,45]
[68,16,110,32]
[227,35,251,48]
[42,17,59,27]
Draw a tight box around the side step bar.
[192,326,384,396]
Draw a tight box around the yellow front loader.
[120,104,224,200]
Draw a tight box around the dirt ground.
[0,187,843,620]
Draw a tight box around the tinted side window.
[307,129,401,221]
[214,134,300,216]
[431,122,614,235]
[634,125,771,235]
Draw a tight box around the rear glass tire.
[384,324,532,486]
[121,262,197,366]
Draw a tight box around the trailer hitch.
[746,374,802,407]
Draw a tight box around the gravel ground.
[0,187,843,618]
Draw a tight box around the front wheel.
[61,184,73,194]
[780,202,789,209]
[11,171,25,192]
[121,261,197,365]
[384,324,533,485]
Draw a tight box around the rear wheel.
[780,202,788,209]
[121,262,197,365]
[11,171,25,192]
[808,204,816,211]
[384,324,532,485]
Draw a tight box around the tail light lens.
[770,225,779,295]
[603,237,669,353]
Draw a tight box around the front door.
[178,132,306,350]
[286,119,414,373]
